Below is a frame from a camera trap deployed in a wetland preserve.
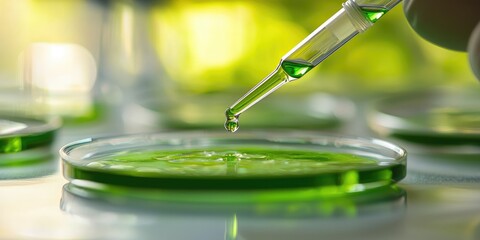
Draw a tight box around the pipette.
[225,0,402,132]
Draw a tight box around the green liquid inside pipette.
[225,59,314,132]
[281,60,314,78]
[360,6,388,23]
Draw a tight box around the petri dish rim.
[0,115,61,137]
[60,131,407,190]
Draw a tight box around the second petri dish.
[0,115,60,153]
[368,87,480,181]
[0,114,60,178]
[368,87,480,145]
[61,131,406,192]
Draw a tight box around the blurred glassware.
[368,85,480,181]
[369,86,480,145]
[0,0,105,177]
[0,1,104,123]
[0,115,60,154]
[20,43,98,122]
[100,0,160,90]
[95,0,166,132]
[0,115,60,179]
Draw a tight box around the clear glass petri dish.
[368,87,480,146]
[0,115,61,154]
[61,131,406,193]
[368,87,480,181]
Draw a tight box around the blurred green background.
[146,0,477,95]
[0,0,477,128]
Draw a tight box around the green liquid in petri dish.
[64,147,405,190]
[360,6,388,23]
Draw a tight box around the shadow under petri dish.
[0,151,57,179]
[61,131,406,196]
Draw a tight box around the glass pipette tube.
[225,0,402,132]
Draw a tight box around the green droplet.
[225,119,239,133]
[360,7,388,23]
[281,60,314,78]
[224,108,239,132]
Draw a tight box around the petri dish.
[368,87,480,181]
[61,131,406,193]
[125,92,353,130]
[368,87,480,145]
[0,115,60,178]
[0,115,61,154]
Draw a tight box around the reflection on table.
[61,183,406,240]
